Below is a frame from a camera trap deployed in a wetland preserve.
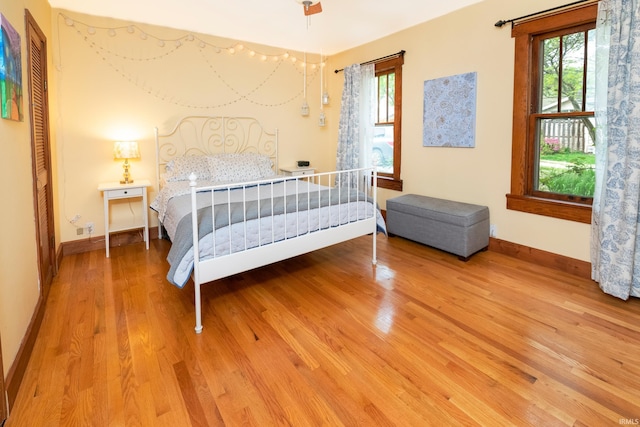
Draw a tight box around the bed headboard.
[154,116,279,186]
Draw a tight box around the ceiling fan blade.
[303,2,322,16]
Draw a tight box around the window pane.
[378,75,388,122]
[541,37,560,113]
[373,124,394,174]
[585,29,596,111]
[536,117,595,197]
[560,32,585,112]
[387,73,395,122]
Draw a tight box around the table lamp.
[113,141,140,184]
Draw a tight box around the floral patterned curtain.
[591,0,640,299]
[336,63,374,187]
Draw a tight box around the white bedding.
[151,176,302,239]
[171,200,382,287]
[151,178,385,288]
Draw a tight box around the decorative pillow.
[164,155,211,181]
[208,153,275,182]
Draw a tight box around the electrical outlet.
[489,224,497,238]
[77,227,84,235]
[86,222,94,234]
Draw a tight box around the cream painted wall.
[0,0,55,377]
[327,0,592,263]
[52,10,334,243]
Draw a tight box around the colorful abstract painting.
[423,72,476,147]
[0,14,23,121]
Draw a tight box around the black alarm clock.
[297,160,310,167]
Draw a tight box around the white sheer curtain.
[359,64,375,169]
[336,63,375,187]
[591,0,640,299]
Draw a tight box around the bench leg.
[458,246,489,262]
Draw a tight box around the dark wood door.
[26,10,55,299]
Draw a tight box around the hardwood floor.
[7,235,640,426]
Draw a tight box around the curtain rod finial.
[495,20,507,27]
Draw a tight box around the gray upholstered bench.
[386,194,489,260]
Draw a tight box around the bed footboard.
[188,167,381,333]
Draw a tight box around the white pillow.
[165,156,211,181]
[208,153,275,182]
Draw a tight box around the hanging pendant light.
[301,52,310,116]
[318,53,326,126]
[321,52,329,106]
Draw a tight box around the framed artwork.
[423,71,477,148]
[0,13,23,121]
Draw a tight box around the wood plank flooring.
[6,235,640,426]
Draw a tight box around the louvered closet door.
[26,10,55,298]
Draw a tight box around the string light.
[57,13,324,67]
[57,12,323,110]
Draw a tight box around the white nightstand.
[98,180,151,258]
[279,166,315,177]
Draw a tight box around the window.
[507,4,597,223]
[373,56,403,191]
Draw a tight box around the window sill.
[376,176,403,192]
[506,194,591,223]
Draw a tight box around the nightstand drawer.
[295,169,314,176]
[106,187,143,198]
[280,166,315,177]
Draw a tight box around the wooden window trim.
[506,3,597,224]
[375,56,403,191]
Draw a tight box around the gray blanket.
[166,188,377,286]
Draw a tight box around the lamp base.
[120,159,133,184]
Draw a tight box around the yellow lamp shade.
[113,141,140,159]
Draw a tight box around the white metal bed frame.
[154,115,278,239]
[155,116,378,333]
